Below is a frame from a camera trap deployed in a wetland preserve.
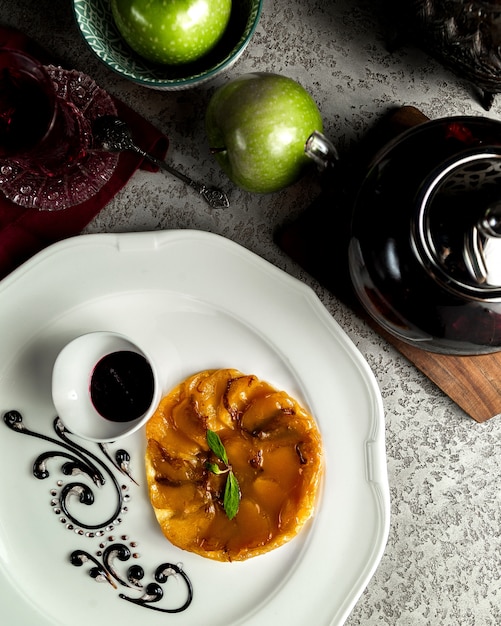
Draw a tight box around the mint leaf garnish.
[206,429,228,465]
[224,471,241,520]
[206,461,225,475]
[206,429,241,519]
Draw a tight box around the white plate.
[0,230,389,626]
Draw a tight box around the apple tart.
[145,368,323,562]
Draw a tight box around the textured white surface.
[1,1,500,624]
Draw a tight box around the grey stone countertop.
[1,1,500,625]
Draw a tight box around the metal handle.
[464,203,501,284]
[477,202,501,238]
[133,147,230,210]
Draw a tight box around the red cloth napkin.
[0,25,169,280]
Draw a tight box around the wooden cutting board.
[276,106,501,422]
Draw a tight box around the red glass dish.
[0,50,118,210]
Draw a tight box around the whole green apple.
[205,72,324,193]
[111,0,232,65]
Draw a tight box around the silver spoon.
[92,115,229,209]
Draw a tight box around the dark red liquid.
[350,117,501,353]
[90,351,155,423]
[0,66,53,158]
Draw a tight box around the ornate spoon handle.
[134,146,229,210]
[91,116,230,210]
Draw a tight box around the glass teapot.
[347,116,501,355]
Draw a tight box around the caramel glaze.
[145,369,323,562]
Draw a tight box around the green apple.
[111,0,232,65]
[205,72,324,193]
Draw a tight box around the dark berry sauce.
[90,351,155,423]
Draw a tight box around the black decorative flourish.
[2,410,194,614]
[3,410,125,530]
[71,546,193,613]
[99,443,139,486]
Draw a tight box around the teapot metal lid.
[413,146,501,300]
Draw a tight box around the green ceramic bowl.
[73,0,262,90]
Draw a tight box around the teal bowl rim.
[73,0,263,90]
